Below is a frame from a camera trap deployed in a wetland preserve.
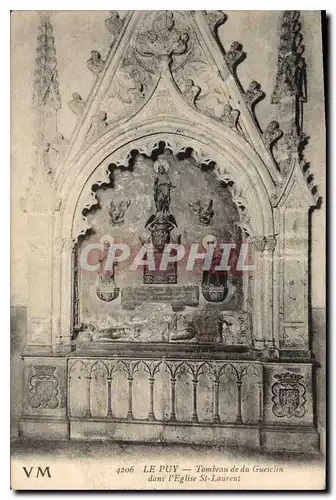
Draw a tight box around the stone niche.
[74,144,250,349]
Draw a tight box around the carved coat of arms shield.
[271,372,306,418]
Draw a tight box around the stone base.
[66,419,319,452]
[70,419,261,448]
[19,416,70,440]
[260,425,320,453]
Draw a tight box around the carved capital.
[265,235,277,252]
[252,235,277,253]
[251,236,266,253]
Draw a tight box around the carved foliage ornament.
[244,80,265,109]
[225,41,245,72]
[220,104,240,131]
[28,365,59,409]
[271,372,306,418]
[135,11,189,61]
[263,120,283,153]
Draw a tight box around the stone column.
[251,236,277,352]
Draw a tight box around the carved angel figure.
[87,50,105,75]
[182,79,201,105]
[189,199,215,226]
[114,69,146,104]
[68,92,85,116]
[108,199,131,226]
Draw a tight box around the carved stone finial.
[87,50,105,75]
[135,11,189,62]
[33,14,61,111]
[244,80,264,109]
[263,121,283,150]
[182,79,201,105]
[219,104,240,130]
[105,11,123,44]
[224,41,245,72]
[204,11,227,33]
[272,11,306,105]
[68,92,85,116]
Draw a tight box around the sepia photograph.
[10,8,326,490]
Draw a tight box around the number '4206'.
[116,466,135,474]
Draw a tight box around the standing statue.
[153,159,175,213]
[96,240,119,302]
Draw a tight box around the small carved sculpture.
[224,41,245,71]
[189,199,215,226]
[87,50,105,75]
[105,11,123,43]
[165,313,197,342]
[96,240,119,302]
[114,69,146,104]
[244,80,264,109]
[37,133,66,175]
[218,311,250,346]
[263,121,283,150]
[153,159,175,213]
[87,111,107,140]
[108,199,131,226]
[219,104,240,130]
[182,79,201,105]
[201,236,228,303]
[68,92,85,115]
[145,211,177,250]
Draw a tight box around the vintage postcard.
[10,10,326,490]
